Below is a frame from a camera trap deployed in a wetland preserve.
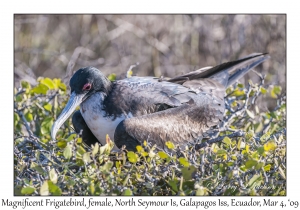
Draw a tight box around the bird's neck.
[81,92,106,115]
[100,76,113,95]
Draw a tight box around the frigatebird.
[51,53,269,151]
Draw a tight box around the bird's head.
[51,67,111,140]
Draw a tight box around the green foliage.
[14,78,286,196]
[21,186,35,195]
[108,73,117,81]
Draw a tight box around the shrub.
[14,77,286,196]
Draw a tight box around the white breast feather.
[80,92,132,150]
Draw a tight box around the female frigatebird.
[51,53,269,151]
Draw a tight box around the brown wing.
[103,77,197,118]
[114,90,225,151]
[113,53,269,151]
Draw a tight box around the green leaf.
[99,145,106,155]
[264,164,271,171]
[100,161,114,173]
[181,165,197,180]
[43,103,52,111]
[108,73,116,81]
[260,87,267,94]
[92,143,99,157]
[67,133,77,142]
[122,188,133,195]
[141,151,148,157]
[260,131,271,142]
[40,117,53,135]
[224,187,239,196]
[116,161,121,169]
[232,88,245,97]
[31,83,49,95]
[270,85,282,98]
[21,186,35,195]
[248,174,262,188]
[14,113,20,126]
[226,86,233,95]
[240,165,246,172]
[52,78,67,91]
[165,141,175,149]
[89,183,95,195]
[257,146,265,155]
[246,109,255,119]
[216,149,227,155]
[196,187,209,196]
[14,185,23,196]
[77,145,86,156]
[245,160,258,169]
[30,162,46,176]
[249,89,255,97]
[179,157,190,167]
[40,78,55,89]
[280,103,286,110]
[40,181,49,195]
[245,145,250,153]
[251,151,260,160]
[48,181,62,195]
[255,162,264,170]
[83,152,91,164]
[168,179,179,192]
[279,190,286,196]
[158,151,169,159]
[127,69,133,78]
[237,83,244,88]
[57,140,67,148]
[122,174,130,186]
[24,112,33,122]
[255,122,263,133]
[269,111,278,119]
[76,137,82,144]
[52,78,60,89]
[49,168,58,184]
[63,144,72,159]
[245,130,254,140]
[264,141,277,151]
[278,167,286,179]
[127,151,138,163]
[136,145,143,153]
[59,83,67,91]
[149,150,156,158]
[15,94,23,102]
[222,136,231,145]
[273,86,282,94]
[231,101,237,107]
[21,81,31,90]
[99,140,114,155]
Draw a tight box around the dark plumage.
[72,110,98,146]
[51,53,269,151]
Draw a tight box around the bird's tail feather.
[210,53,270,87]
[167,53,270,87]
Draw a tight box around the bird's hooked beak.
[51,92,86,140]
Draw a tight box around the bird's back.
[111,53,269,150]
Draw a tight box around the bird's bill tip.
[50,92,86,140]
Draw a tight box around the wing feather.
[114,92,225,151]
[103,77,197,117]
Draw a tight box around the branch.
[195,130,245,150]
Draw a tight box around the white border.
[2,0,298,209]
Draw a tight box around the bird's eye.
[82,83,92,91]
